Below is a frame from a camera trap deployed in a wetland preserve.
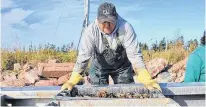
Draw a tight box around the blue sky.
[1,0,205,49]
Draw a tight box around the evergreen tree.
[188,39,198,52]
[49,44,56,50]
[159,37,166,51]
[142,43,148,50]
[176,35,184,48]
[193,39,198,46]
[56,47,60,52]
[61,44,67,52]
[29,42,33,52]
[152,40,158,52]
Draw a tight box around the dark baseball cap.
[97,2,117,24]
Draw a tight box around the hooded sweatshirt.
[73,15,145,75]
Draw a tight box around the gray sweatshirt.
[73,15,145,74]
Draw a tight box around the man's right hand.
[61,71,83,91]
[61,82,73,91]
[57,87,78,97]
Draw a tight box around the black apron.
[89,30,134,85]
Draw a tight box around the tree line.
[139,36,199,52]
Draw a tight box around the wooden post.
[84,0,90,27]
[77,0,90,51]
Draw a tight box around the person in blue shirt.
[184,32,205,82]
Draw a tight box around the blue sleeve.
[184,54,201,82]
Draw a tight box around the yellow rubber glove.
[134,68,162,91]
[61,71,83,91]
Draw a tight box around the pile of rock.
[167,58,188,82]
[107,58,187,84]
[1,58,188,87]
[0,60,74,87]
[146,58,188,83]
[1,62,36,87]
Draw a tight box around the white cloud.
[20,21,29,27]
[1,7,33,47]
[28,1,83,34]
[1,0,13,9]
[2,8,33,26]
[30,23,41,30]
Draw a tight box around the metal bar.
[1,82,205,97]
[1,83,205,106]
[1,82,205,91]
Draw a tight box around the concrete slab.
[59,98,180,106]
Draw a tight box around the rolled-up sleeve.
[123,23,146,71]
[73,27,94,74]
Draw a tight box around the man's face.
[98,21,116,34]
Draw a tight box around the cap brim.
[98,15,116,24]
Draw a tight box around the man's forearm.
[127,53,146,74]
[73,55,91,75]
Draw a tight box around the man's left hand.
[134,68,162,91]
